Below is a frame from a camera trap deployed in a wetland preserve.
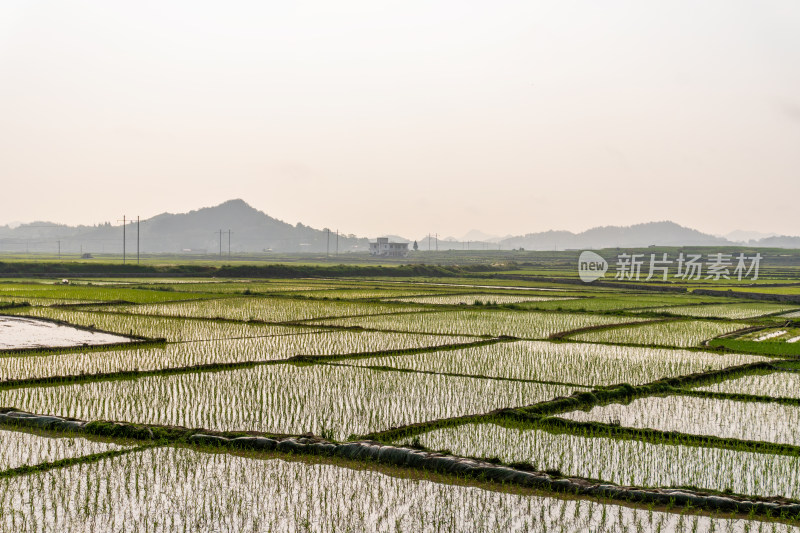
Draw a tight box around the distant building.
[369,237,409,257]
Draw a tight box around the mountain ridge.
[0,200,796,254]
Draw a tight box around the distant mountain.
[499,221,733,250]
[460,229,504,243]
[0,199,369,254]
[725,230,778,243]
[751,235,800,248]
[0,202,797,255]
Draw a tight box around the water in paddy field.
[0,316,132,350]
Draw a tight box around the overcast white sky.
[1,1,798,238]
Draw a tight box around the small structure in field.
[369,238,409,257]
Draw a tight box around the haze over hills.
[0,200,369,255]
[0,199,797,255]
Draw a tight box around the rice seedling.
[515,294,735,313]
[100,297,427,322]
[631,304,798,320]
[312,310,647,339]
[0,297,100,307]
[3,274,800,528]
[0,445,787,532]
[0,283,220,303]
[559,395,800,447]
[0,331,475,382]
[0,365,574,440]
[401,422,800,500]
[289,288,458,299]
[7,307,315,341]
[571,320,752,348]
[343,341,768,386]
[0,428,130,471]
[694,371,800,400]
[388,294,574,305]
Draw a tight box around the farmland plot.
[131,281,353,293]
[559,395,800,447]
[3,274,800,528]
[570,320,752,348]
[515,295,734,313]
[388,294,574,305]
[0,283,220,303]
[631,303,798,320]
[402,423,800,500]
[0,331,475,382]
[312,310,648,339]
[100,297,427,322]
[0,365,575,440]
[0,316,132,350]
[343,341,768,387]
[0,297,101,307]
[0,445,786,533]
[694,371,800,400]
[6,307,317,342]
[0,428,130,471]
[289,288,459,299]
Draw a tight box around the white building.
[369,237,409,257]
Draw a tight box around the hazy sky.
[1,1,798,239]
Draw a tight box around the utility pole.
[435,233,438,252]
[57,240,61,260]
[336,229,339,257]
[428,234,431,251]
[228,230,231,259]
[326,229,330,257]
[137,216,140,265]
[218,230,223,258]
[118,216,127,264]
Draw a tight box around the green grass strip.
[0,444,159,479]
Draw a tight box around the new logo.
[578,251,608,283]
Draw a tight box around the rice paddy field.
[1,271,799,531]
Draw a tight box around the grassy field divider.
[284,308,444,325]
[0,408,796,520]
[526,414,800,459]
[548,318,679,341]
[693,289,800,304]
[360,360,782,444]
[289,337,507,364]
[327,361,592,389]
[0,338,502,391]
[512,360,782,418]
[50,299,134,308]
[676,388,800,407]
[0,444,158,480]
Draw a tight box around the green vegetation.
[1,261,800,528]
